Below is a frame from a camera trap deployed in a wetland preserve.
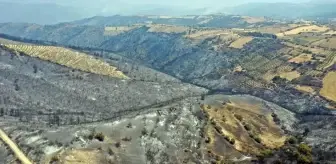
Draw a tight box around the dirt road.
[0,129,33,164]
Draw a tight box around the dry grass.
[186,29,233,39]
[241,16,266,24]
[147,15,196,19]
[295,85,315,94]
[262,64,296,82]
[323,30,336,35]
[277,25,330,37]
[147,24,189,33]
[279,71,301,81]
[320,71,336,102]
[255,24,302,34]
[58,149,106,164]
[288,54,312,63]
[229,37,254,49]
[202,100,286,155]
[312,37,336,49]
[326,104,336,110]
[104,26,139,36]
[3,44,128,79]
[233,65,243,72]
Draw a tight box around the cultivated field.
[279,71,301,81]
[316,53,336,71]
[241,16,266,24]
[320,71,336,102]
[229,37,254,49]
[295,85,315,94]
[277,25,330,37]
[3,44,128,79]
[288,53,312,63]
[104,26,140,36]
[147,24,189,33]
[312,37,336,50]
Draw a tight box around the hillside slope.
[0,23,331,115]
[0,21,336,162]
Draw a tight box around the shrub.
[223,135,235,145]
[297,154,313,164]
[249,133,262,143]
[94,132,105,142]
[88,132,94,140]
[227,105,234,111]
[244,124,252,131]
[254,137,262,143]
[229,138,236,145]
[298,143,312,155]
[108,147,114,155]
[287,136,298,145]
[50,155,59,163]
[121,137,132,142]
[33,64,38,73]
[234,114,243,121]
[302,49,312,54]
[126,122,132,128]
[303,128,310,136]
[115,142,121,148]
[205,137,211,143]
[222,116,226,122]
[271,112,277,118]
[258,149,274,160]
[141,128,148,136]
[14,84,20,91]
[214,124,223,134]
[224,135,230,142]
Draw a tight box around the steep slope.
[0,44,207,126]
[0,42,210,163]
[2,44,128,79]
[0,24,331,115]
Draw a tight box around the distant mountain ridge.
[225,2,336,19]
[0,2,86,24]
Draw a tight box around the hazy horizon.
[0,0,334,24]
[0,0,316,17]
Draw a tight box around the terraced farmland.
[239,55,295,82]
[317,53,336,71]
[2,44,128,79]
